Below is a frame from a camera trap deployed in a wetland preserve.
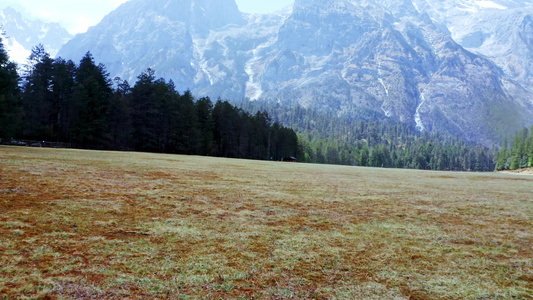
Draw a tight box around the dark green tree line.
[295,126,495,171]
[495,126,533,170]
[1,45,299,161]
[241,101,497,171]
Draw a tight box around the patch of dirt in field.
[499,168,533,175]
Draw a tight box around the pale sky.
[0,0,295,35]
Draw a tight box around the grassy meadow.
[0,146,532,299]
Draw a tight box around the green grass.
[0,146,532,299]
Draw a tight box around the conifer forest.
[2,41,532,172]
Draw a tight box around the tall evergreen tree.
[528,125,533,167]
[109,77,132,150]
[71,52,112,148]
[0,36,20,141]
[250,111,271,159]
[129,68,160,152]
[153,78,178,153]
[212,100,241,158]
[21,45,55,140]
[173,90,200,154]
[195,97,214,155]
[51,58,76,142]
[495,138,508,170]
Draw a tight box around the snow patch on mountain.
[4,38,30,64]
[0,7,72,65]
[475,1,507,9]
[244,38,274,100]
[414,93,427,131]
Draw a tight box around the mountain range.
[0,7,72,65]
[5,0,533,145]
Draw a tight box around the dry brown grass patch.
[1,146,532,299]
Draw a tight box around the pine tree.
[108,77,132,150]
[173,90,200,154]
[129,68,160,152]
[249,111,270,159]
[510,156,520,170]
[71,52,112,148]
[0,35,20,141]
[21,45,55,140]
[153,78,179,153]
[51,58,76,142]
[495,138,508,170]
[196,97,215,156]
[212,100,240,158]
[526,126,533,168]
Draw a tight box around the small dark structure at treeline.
[281,156,297,162]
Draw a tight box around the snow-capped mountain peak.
[0,7,72,65]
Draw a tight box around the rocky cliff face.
[412,0,533,88]
[0,7,72,64]
[57,0,533,145]
[59,0,245,90]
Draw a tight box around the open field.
[1,146,532,299]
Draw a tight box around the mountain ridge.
[48,0,533,144]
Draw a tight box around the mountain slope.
[58,0,245,90]
[255,0,532,144]
[57,0,533,145]
[412,0,533,87]
[0,7,72,65]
